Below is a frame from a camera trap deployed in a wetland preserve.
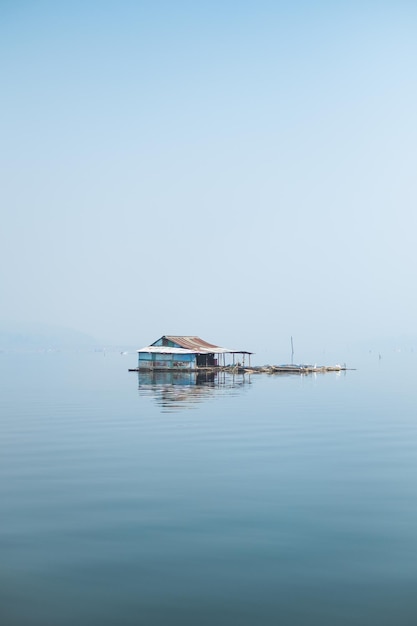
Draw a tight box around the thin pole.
[291,336,294,365]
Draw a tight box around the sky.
[1,1,416,362]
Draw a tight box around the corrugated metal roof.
[137,346,196,354]
[138,336,253,355]
[164,336,252,354]
[163,336,225,351]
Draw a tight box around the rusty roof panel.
[143,335,252,354]
[164,336,223,351]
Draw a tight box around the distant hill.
[0,322,99,351]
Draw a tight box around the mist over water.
[2,3,416,622]
[1,349,417,626]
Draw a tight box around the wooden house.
[137,335,252,371]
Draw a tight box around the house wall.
[138,352,196,370]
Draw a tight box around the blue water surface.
[1,349,416,626]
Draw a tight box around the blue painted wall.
[138,352,196,370]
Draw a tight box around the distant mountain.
[0,322,99,351]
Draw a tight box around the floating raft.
[238,364,347,374]
[129,364,348,375]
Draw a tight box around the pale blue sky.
[1,1,416,361]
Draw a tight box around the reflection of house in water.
[137,369,251,412]
[134,335,252,371]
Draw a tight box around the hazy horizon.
[1,2,416,361]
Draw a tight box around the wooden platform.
[129,364,348,375]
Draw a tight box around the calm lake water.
[1,349,417,625]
